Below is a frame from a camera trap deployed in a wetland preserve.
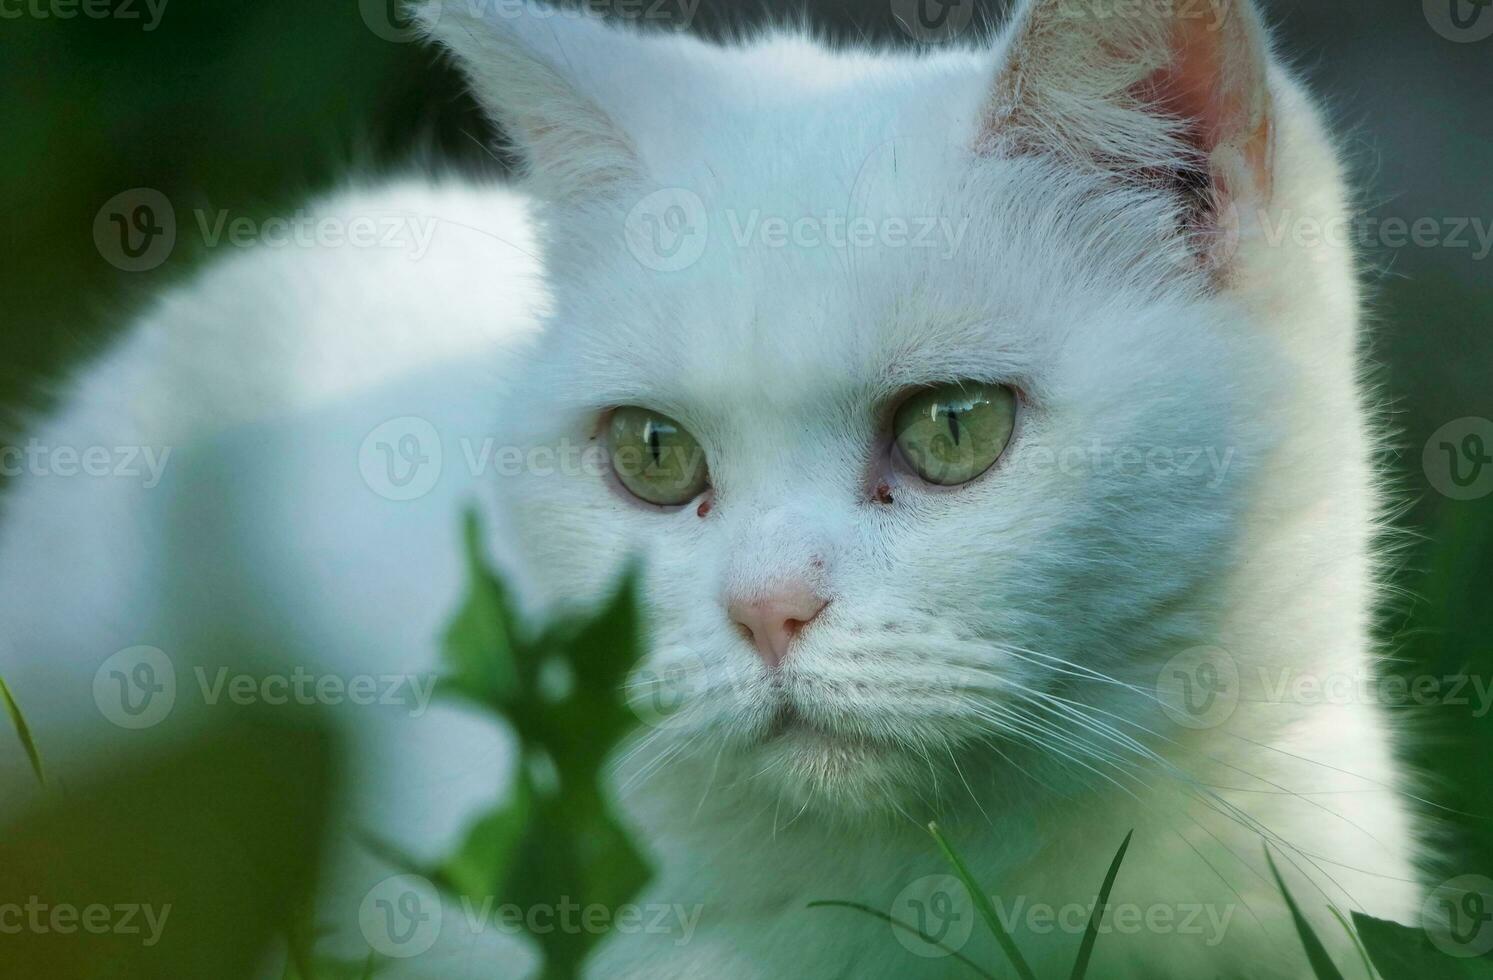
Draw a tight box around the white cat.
[0,1,1426,977]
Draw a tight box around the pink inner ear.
[1139,18,1273,201]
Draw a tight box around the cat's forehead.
[545,159,1191,419]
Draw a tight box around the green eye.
[609,407,710,507]
[893,382,1017,487]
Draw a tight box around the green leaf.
[416,514,653,979]
[0,675,44,785]
[439,779,532,901]
[1328,905,1377,978]
[1265,849,1347,980]
[806,900,999,979]
[439,510,521,710]
[1069,830,1134,980]
[1353,912,1493,979]
[929,821,1037,980]
[0,712,334,979]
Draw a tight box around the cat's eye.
[608,407,710,507]
[893,382,1017,487]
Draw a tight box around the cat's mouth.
[761,701,882,750]
[765,702,827,740]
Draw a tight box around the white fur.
[0,2,1424,977]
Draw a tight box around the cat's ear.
[415,1,646,201]
[982,0,1274,256]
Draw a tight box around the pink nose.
[728,588,829,669]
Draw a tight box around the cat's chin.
[738,710,934,820]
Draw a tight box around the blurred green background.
[1,0,1489,884]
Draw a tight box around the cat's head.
[424,0,1345,817]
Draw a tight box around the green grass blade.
[1068,830,1134,980]
[1327,905,1376,978]
[929,821,1037,980]
[1265,848,1347,980]
[807,901,1000,979]
[0,677,44,786]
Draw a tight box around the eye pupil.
[647,426,662,467]
[894,383,1017,487]
[609,408,710,507]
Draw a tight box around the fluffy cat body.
[0,2,1424,976]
